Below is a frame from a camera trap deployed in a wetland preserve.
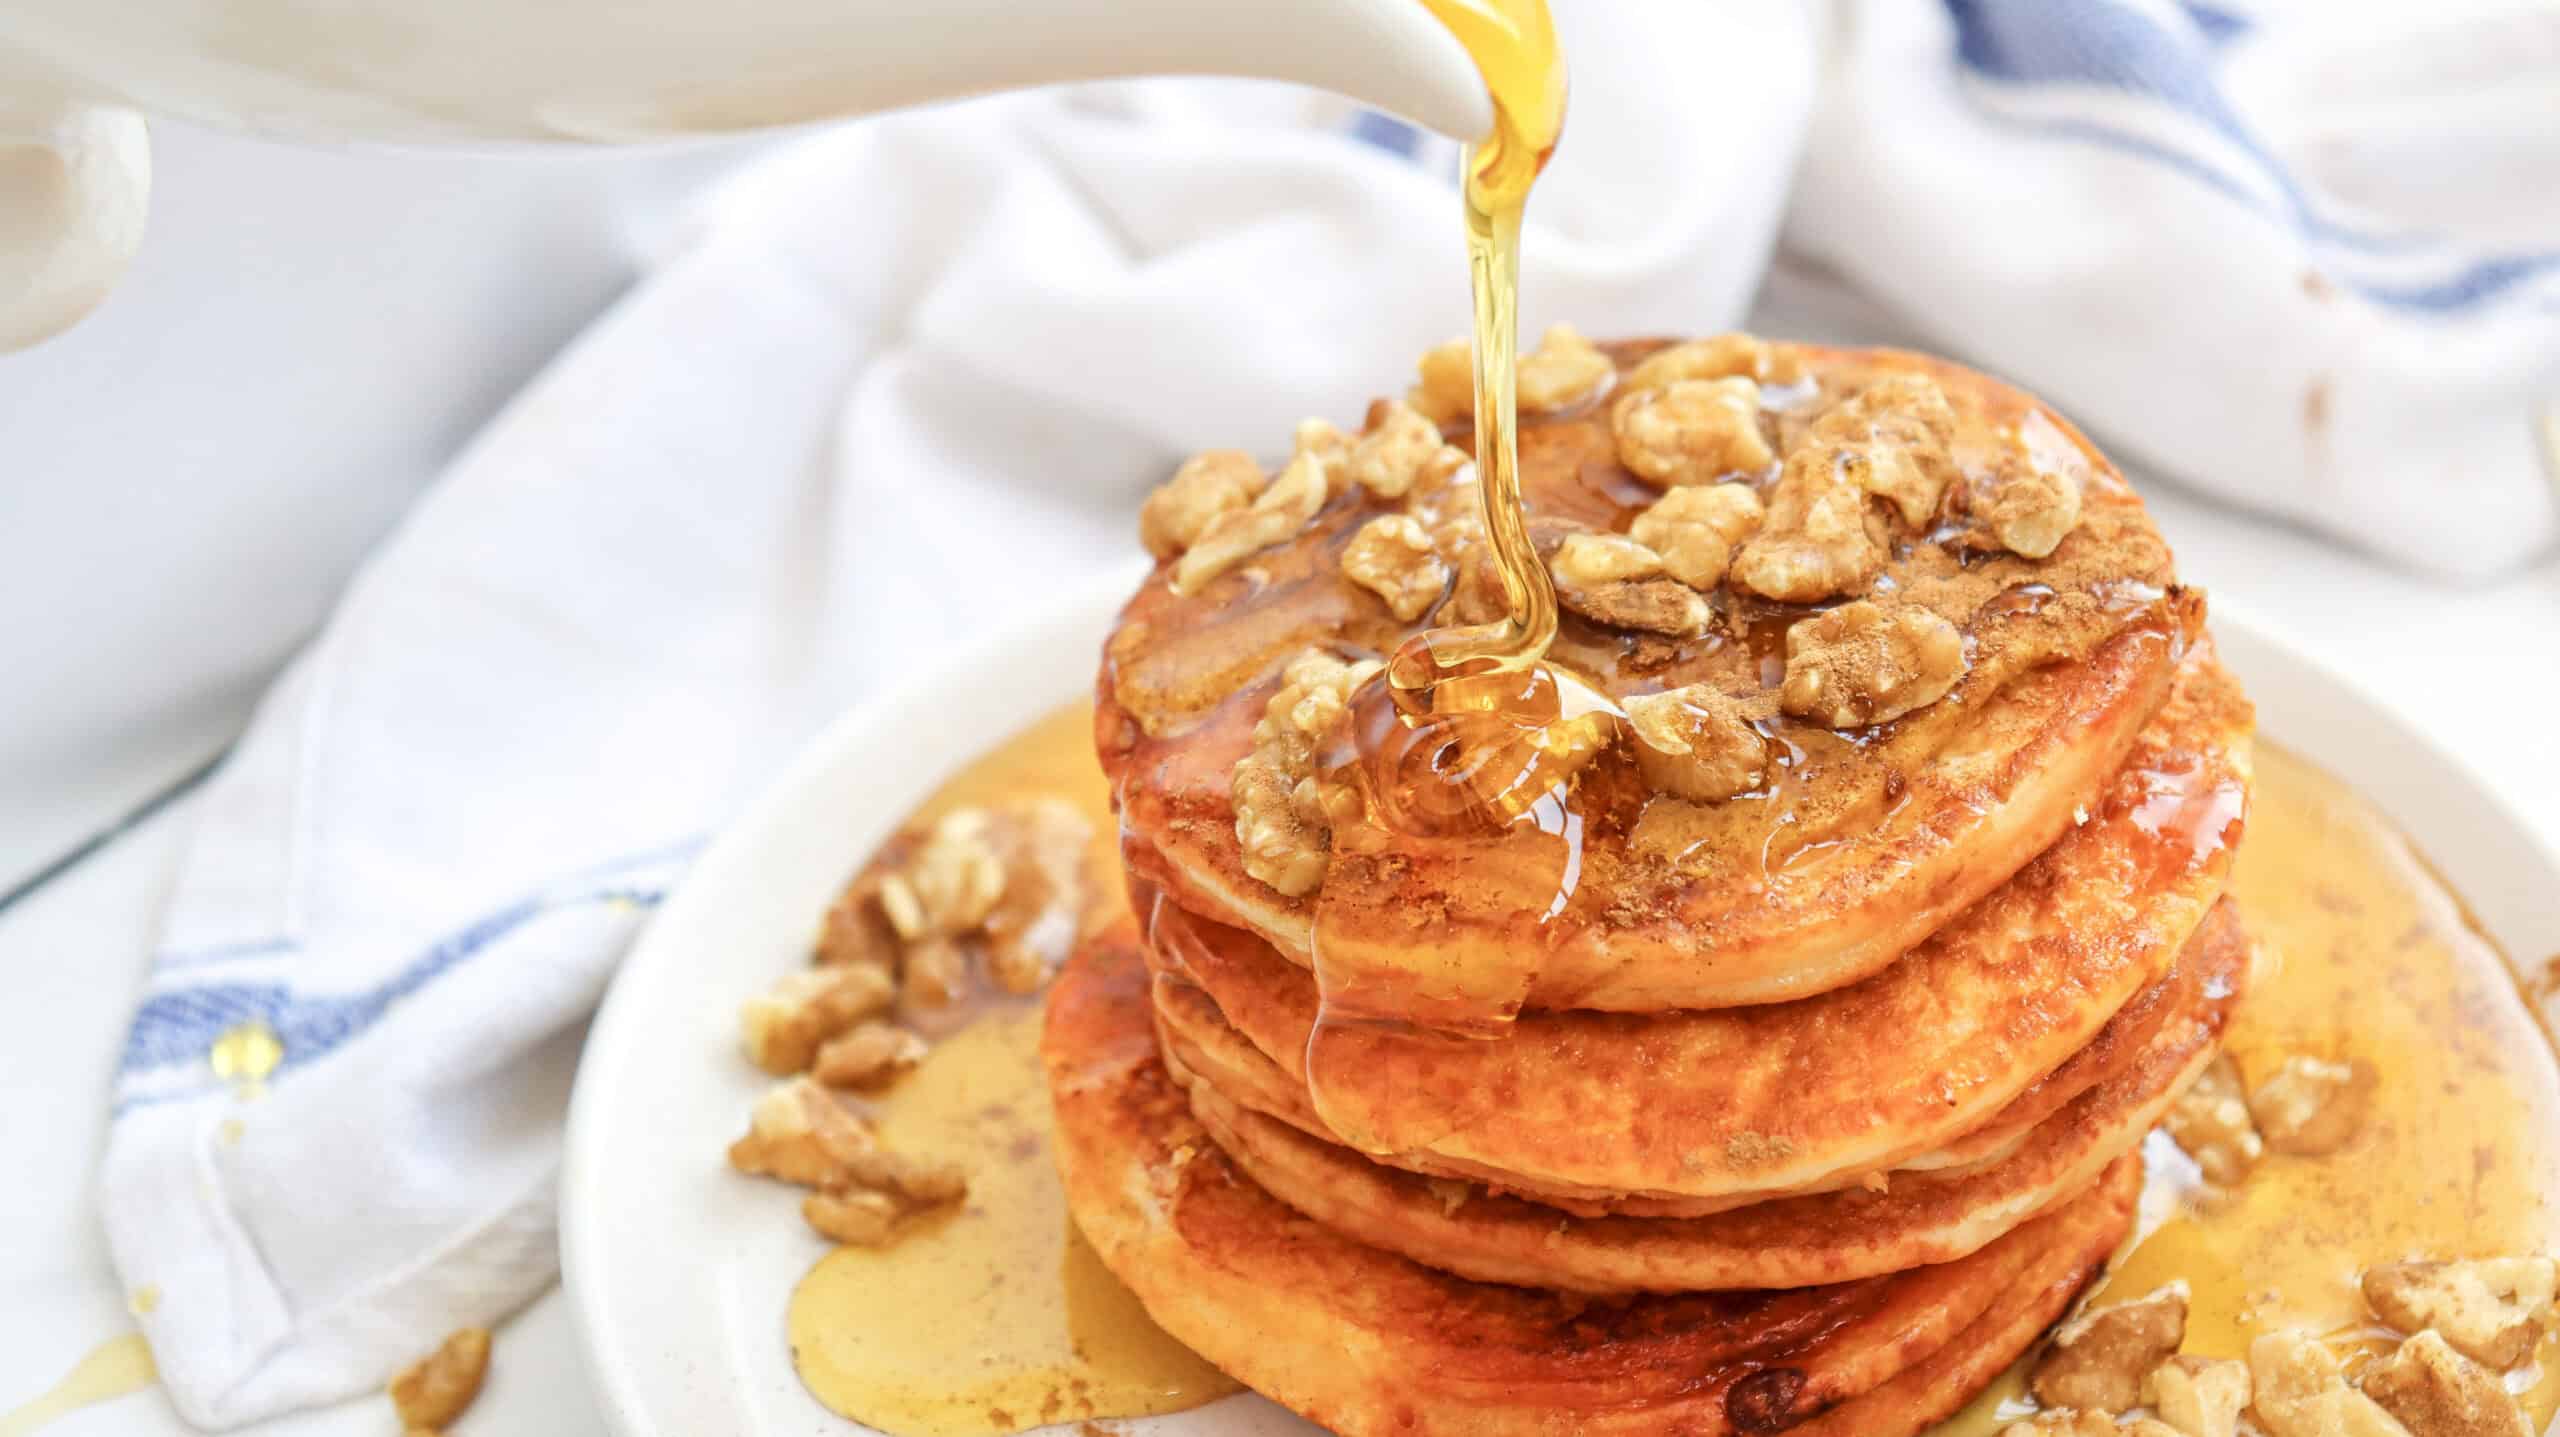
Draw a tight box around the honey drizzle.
[0,1335,157,1437]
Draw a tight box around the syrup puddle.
[0,1335,157,1437]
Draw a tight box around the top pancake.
[1100,339,2197,1015]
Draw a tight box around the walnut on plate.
[2030,1282,2190,1414]
[390,1326,491,1433]
[2247,1330,2409,1437]
[1778,599,1966,728]
[2248,1055,2377,1157]
[739,964,896,1075]
[1343,514,1452,622]
[729,1076,881,1187]
[1171,443,1331,593]
[2161,1054,2263,1186]
[2360,1331,2531,1437]
[1611,377,1773,488]
[1624,685,1767,802]
[2362,1257,2558,1369]
[2148,1354,2252,1437]
[811,1021,929,1090]
[1348,400,1466,499]
[1628,483,1763,590]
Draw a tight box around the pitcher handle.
[0,91,148,350]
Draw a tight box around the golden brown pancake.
[1175,900,2243,1293]
[1100,342,2199,1014]
[1046,925,2141,1437]
[1121,649,2250,1204]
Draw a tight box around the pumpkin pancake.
[1100,341,2198,1016]
[1176,900,2243,1293]
[1121,648,2250,1204]
[1046,924,2141,1437]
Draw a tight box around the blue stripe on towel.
[1943,0,2560,312]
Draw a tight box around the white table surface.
[3,497,2554,1437]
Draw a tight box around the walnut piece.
[2360,1331,2531,1437]
[900,937,970,1013]
[2362,1258,2558,1370]
[1556,573,1713,637]
[2149,1354,2252,1437]
[729,1076,879,1187]
[2249,1055,2376,1156]
[1621,332,1803,392]
[740,964,895,1075]
[977,797,1095,995]
[2162,1054,2263,1186]
[1779,600,1966,727]
[1629,484,1763,590]
[1624,686,1767,802]
[390,1326,491,1433]
[1519,323,1615,412]
[1729,447,1889,602]
[1293,417,1352,491]
[1552,531,1665,586]
[1171,444,1329,593]
[1989,458,2085,559]
[1343,514,1452,622]
[812,1021,928,1090]
[1232,650,1379,897]
[2031,1282,2190,1414]
[878,808,1005,942]
[802,1188,901,1247]
[1140,449,1264,560]
[2248,1330,2411,1437]
[1412,338,1475,424]
[1349,400,1466,499]
[2001,1413,2178,1436]
[1612,378,1774,487]
[1829,375,1958,528]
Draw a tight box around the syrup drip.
[0,1335,157,1437]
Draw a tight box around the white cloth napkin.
[100,0,2557,1426]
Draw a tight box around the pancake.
[1101,342,2198,1014]
[1177,900,2244,1293]
[1046,923,2141,1437]
[1123,648,2251,1204]
[1144,896,2200,1215]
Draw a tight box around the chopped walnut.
[2162,1054,2263,1186]
[1621,332,1804,392]
[1779,600,1966,727]
[900,936,971,1013]
[1628,484,1764,590]
[1348,400,1466,499]
[1293,417,1353,491]
[1557,573,1714,637]
[1140,449,1264,560]
[1411,325,1614,418]
[1612,378,1774,487]
[802,1188,901,1247]
[878,808,1005,942]
[1343,514,1452,621]
[812,1021,928,1090]
[2248,1330,2411,1437]
[1989,458,2085,559]
[729,1076,879,1187]
[2248,1055,2376,1157]
[390,1327,490,1433]
[1624,686,1767,802]
[2032,1282,2190,1414]
[1412,338,1475,424]
[1232,651,1379,897]
[1171,445,1330,593]
[1728,447,1889,602]
[1552,531,1665,585]
[1519,324,1615,412]
[2149,1355,2252,1437]
[2362,1258,2559,1370]
[814,863,901,972]
[1829,375,1958,528]
[740,964,896,1075]
[2360,1331,2531,1437]
[1999,1413,2157,1436]
[978,797,1095,995]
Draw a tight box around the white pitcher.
[0,0,1492,349]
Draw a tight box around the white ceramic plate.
[560,562,2560,1437]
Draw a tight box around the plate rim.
[559,574,2560,1437]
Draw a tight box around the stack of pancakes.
[1047,339,2254,1436]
